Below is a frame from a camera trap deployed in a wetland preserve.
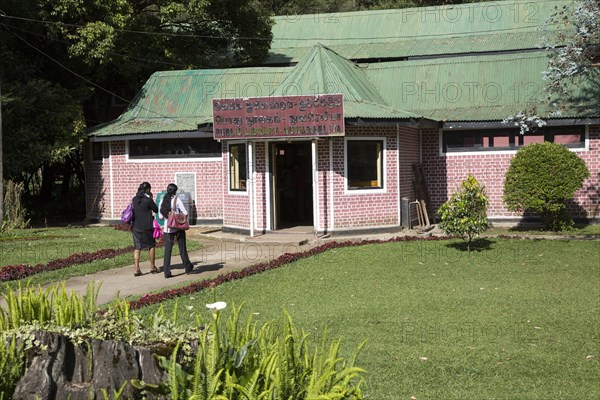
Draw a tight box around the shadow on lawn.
[445,238,495,252]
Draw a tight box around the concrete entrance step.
[189,226,315,246]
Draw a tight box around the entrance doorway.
[270,141,313,230]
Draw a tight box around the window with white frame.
[229,143,247,191]
[346,139,384,190]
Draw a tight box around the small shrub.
[503,142,590,231]
[438,175,489,251]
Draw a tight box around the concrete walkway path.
[44,224,428,305]
[46,230,318,305]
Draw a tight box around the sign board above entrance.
[212,94,344,140]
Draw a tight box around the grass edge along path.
[128,233,600,310]
[129,235,482,309]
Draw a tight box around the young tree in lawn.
[437,175,489,251]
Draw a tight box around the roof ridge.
[271,43,388,106]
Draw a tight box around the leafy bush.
[503,142,590,231]
[437,175,489,251]
[1,280,366,399]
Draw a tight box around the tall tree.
[0,0,273,219]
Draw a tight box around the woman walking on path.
[132,182,159,276]
[159,183,194,278]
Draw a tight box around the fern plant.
[153,303,366,399]
[0,281,99,331]
[0,335,25,398]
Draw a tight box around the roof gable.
[271,43,386,104]
[271,43,422,119]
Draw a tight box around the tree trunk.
[61,157,72,200]
[40,163,55,202]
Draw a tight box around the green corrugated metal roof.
[90,45,424,137]
[268,0,571,63]
[89,0,595,138]
[364,52,598,121]
[89,49,595,138]
[89,67,290,137]
[343,100,422,120]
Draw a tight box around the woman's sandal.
[134,271,142,277]
[150,267,159,274]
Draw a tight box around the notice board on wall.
[175,172,196,223]
[212,94,345,140]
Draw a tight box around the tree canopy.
[0,0,274,218]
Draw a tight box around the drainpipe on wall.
[329,138,334,233]
[419,129,423,163]
[265,140,271,232]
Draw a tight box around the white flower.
[205,301,227,311]
[186,305,194,310]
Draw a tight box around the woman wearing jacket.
[159,183,194,278]
[131,181,159,276]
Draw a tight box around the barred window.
[442,127,585,153]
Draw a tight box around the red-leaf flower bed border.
[129,235,472,310]
[0,247,136,282]
[0,223,164,282]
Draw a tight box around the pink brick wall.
[87,123,600,230]
[422,126,600,221]
[253,142,269,231]
[85,141,223,222]
[222,142,250,229]
[86,126,422,233]
[298,125,418,233]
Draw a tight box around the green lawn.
[487,224,600,236]
[0,227,133,266]
[135,238,600,399]
[0,226,201,290]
